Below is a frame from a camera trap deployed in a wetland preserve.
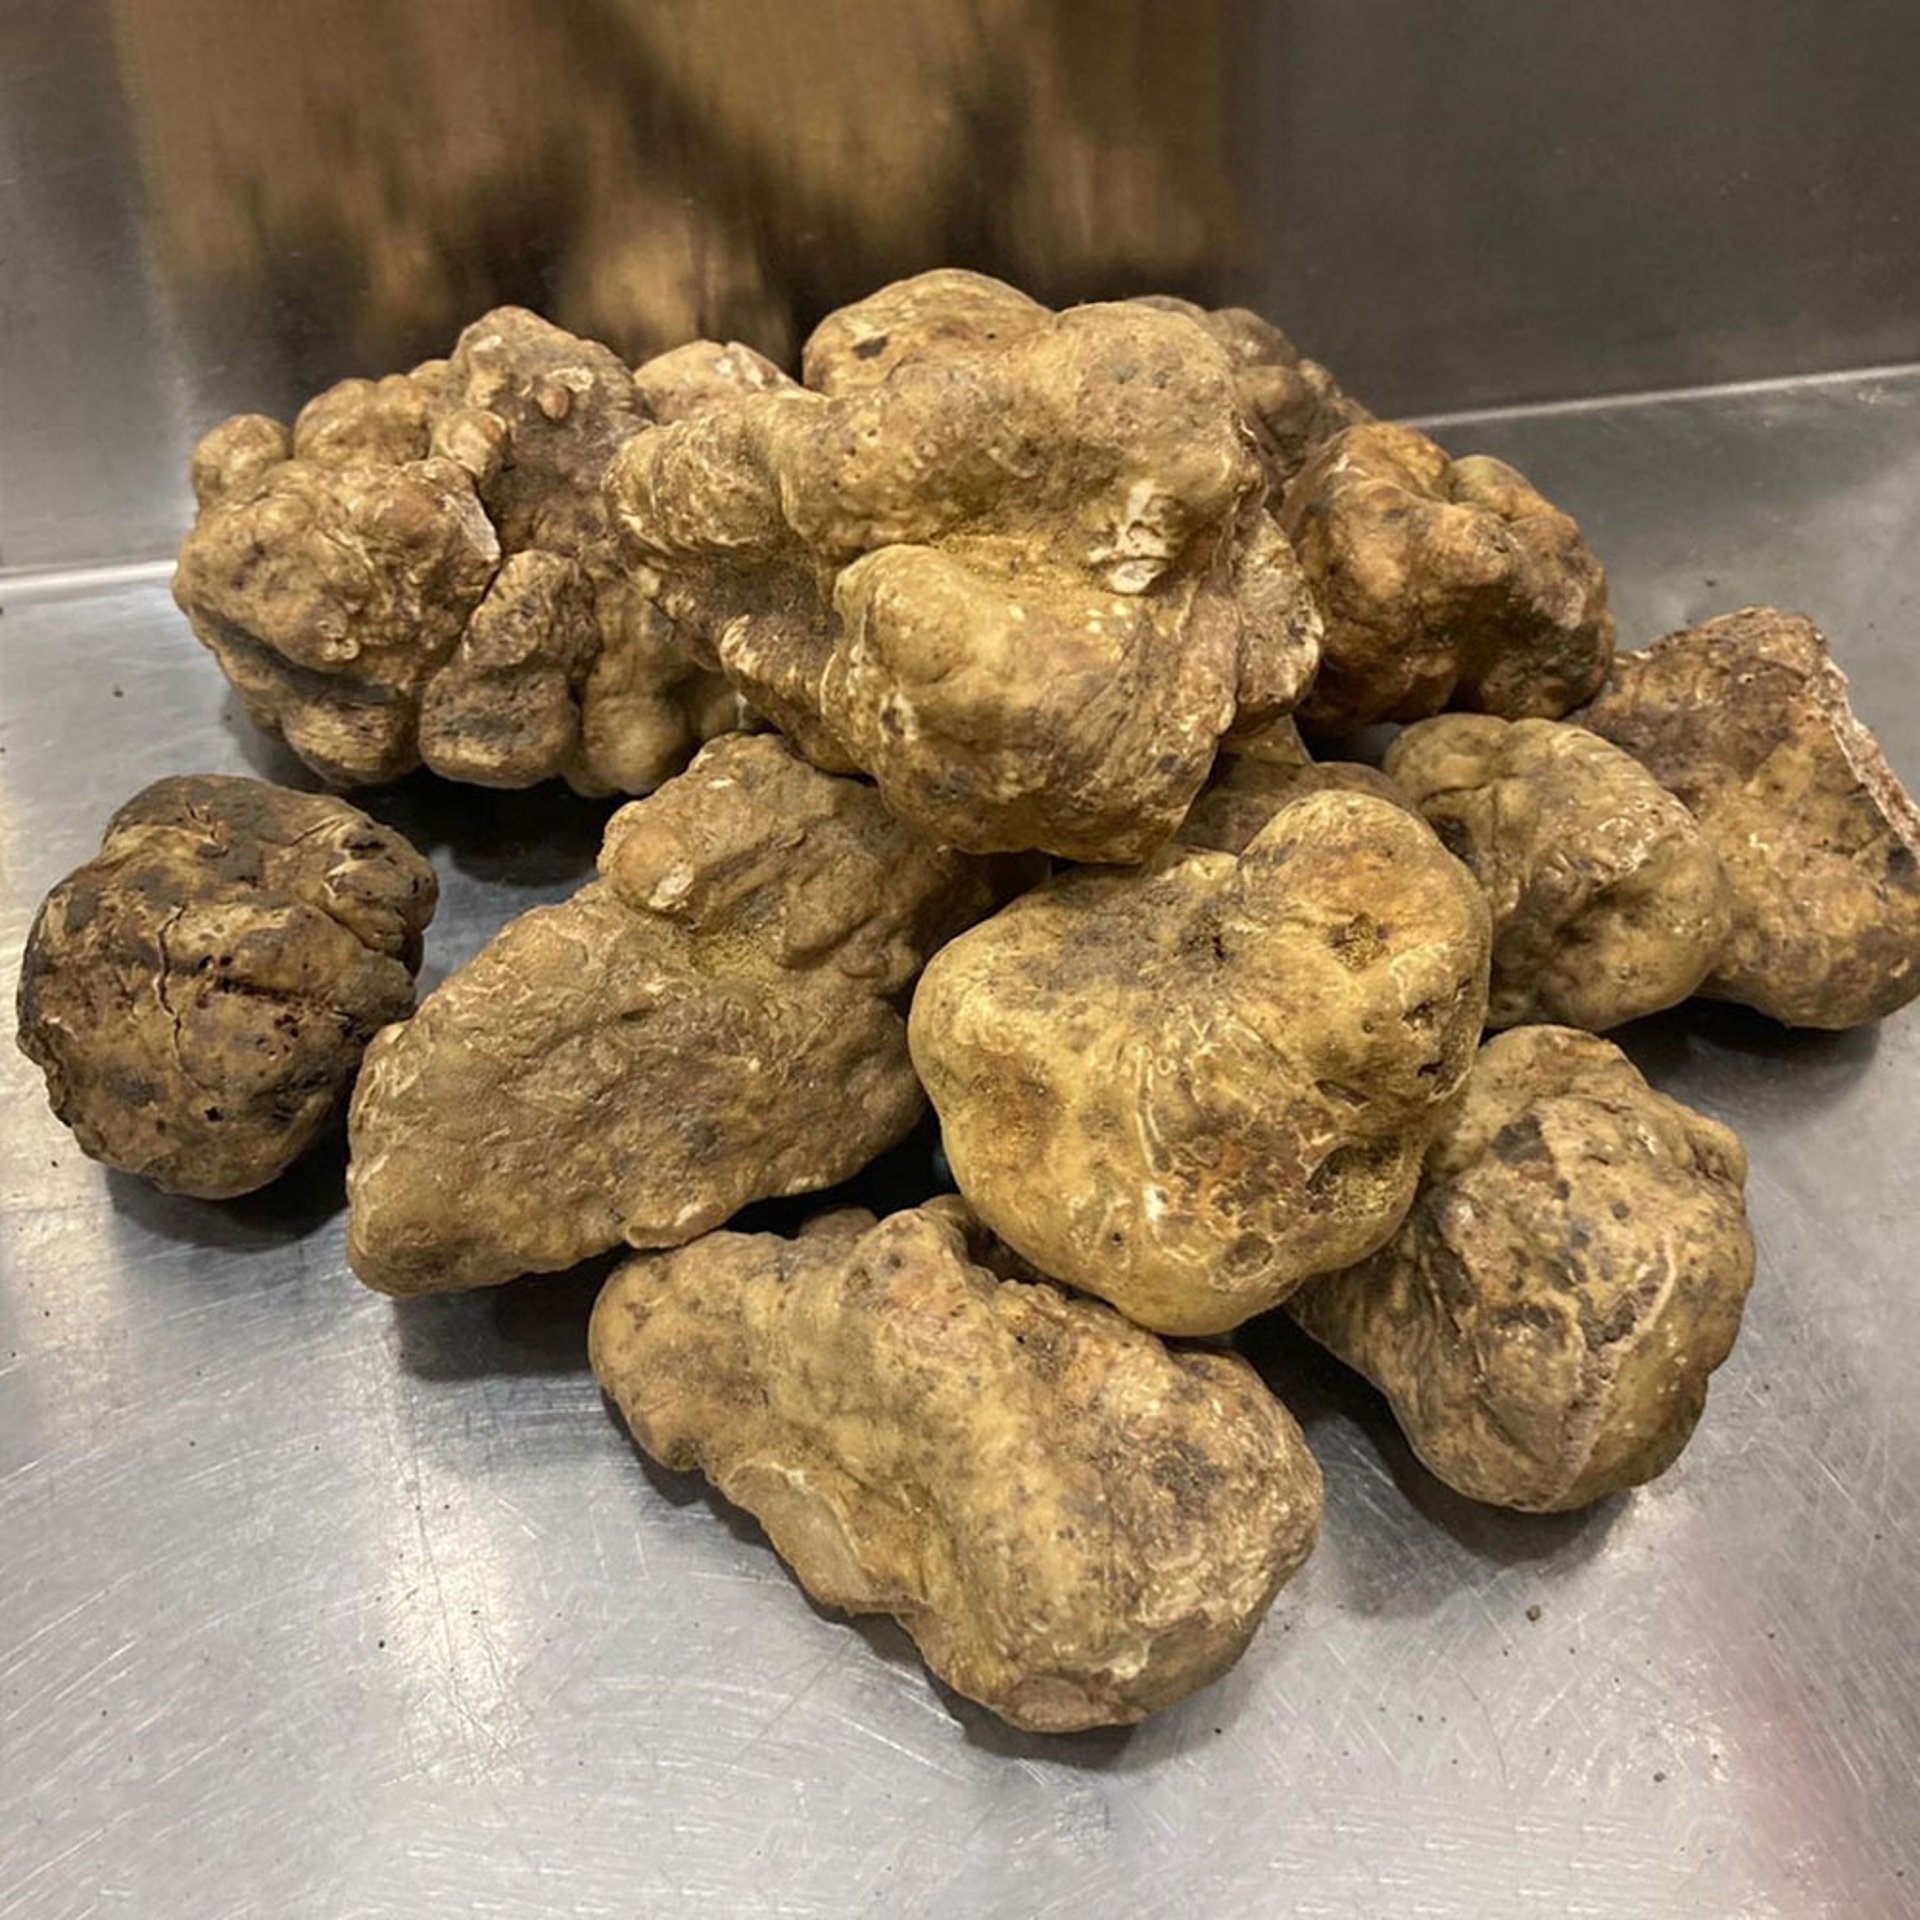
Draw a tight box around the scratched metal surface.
[4,371,1920,1919]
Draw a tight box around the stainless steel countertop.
[4,370,1919,1919]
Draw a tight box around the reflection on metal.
[109,0,1253,379]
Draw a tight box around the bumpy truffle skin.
[17,775,436,1199]
[1131,296,1370,496]
[910,791,1491,1335]
[610,270,1323,862]
[591,1199,1322,1732]
[633,339,801,424]
[1280,422,1615,736]
[175,307,735,796]
[1571,608,1920,1028]
[1384,715,1731,1031]
[347,735,1017,1295]
[1177,736,1412,856]
[1289,1027,1755,1513]
[173,444,502,785]
[801,268,1049,394]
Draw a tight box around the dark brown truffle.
[17,775,436,1198]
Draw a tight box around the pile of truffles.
[21,271,1920,1734]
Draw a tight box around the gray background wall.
[4,0,1918,573]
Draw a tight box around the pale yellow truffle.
[592,1199,1322,1732]
[1385,714,1731,1031]
[910,790,1491,1335]
[175,307,736,795]
[609,269,1322,861]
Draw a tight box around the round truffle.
[17,775,436,1198]
[1289,1026,1755,1512]
[1385,714,1731,1031]
[910,789,1491,1334]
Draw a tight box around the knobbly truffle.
[174,307,737,795]
[801,267,1050,394]
[1280,421,1614,736]
[1131,295,1370,496]
[610,269,1322,861]
[1572,608,1920,1027]
[1289,1026,1755,1512]
[1384,715,1731,1030]
[910,790,1491,1335]
[17,775,435,1198]
[633,338,801,424]
[591,1199,1322,1732]
[347,735,1020,1295]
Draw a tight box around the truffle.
[347,734,1021,1294]
[592,1199,1322,1731]
[1385,715,1730,1030]
[609,269,1322,861]
[910,790,1491,1334]
[174,308,738,795]
[1572,608,1920,1027]
[1280,422,1614,736]
[17,775,435,1198]
[1289,1026,1755,1512]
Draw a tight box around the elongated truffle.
[592,1199,1322,1732]
[347,735,1020,1294]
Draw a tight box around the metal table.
[4,370,1918,1919]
